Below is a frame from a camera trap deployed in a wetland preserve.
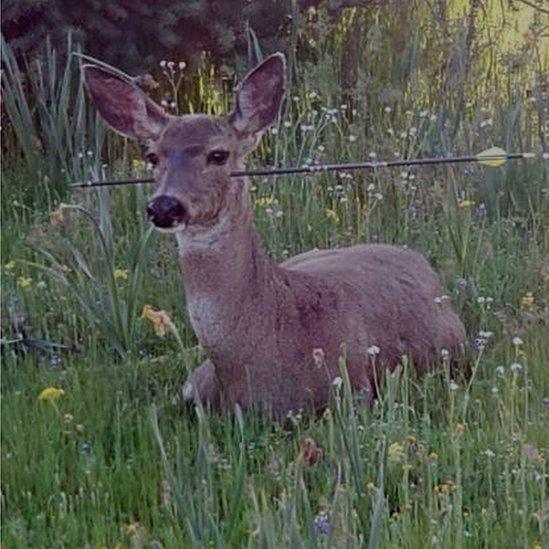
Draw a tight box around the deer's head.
[83,54,285,234]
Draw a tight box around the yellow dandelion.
[436,480,456,495]
[114,268,129,281]
[141,305,177,338]
[325,209,339,223]
[532,542,542,549]
[388,442,405,463]
[458,200,474,209]
[17,276,33,289]
[521,292,535,310]
[254,196,277,208]
[38,387,65,401]
[428,451,438,462]
[125,521,140,535]
[132,159,147,171]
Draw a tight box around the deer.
[83,53,466,418]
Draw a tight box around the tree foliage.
[2,0,328,72]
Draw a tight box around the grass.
[1,2,548,546]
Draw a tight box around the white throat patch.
[175,215,230,254]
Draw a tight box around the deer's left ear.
[229,53,286,136]
[83,65,169,141]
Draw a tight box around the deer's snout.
[147,195,189,228]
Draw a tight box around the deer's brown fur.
[83,53,465,418]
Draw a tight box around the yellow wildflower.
[114,269,129,281]
[17,276,33,289]
[428,451,438,462]
[458,200,474,209]
[254,196,278,208]
[366,481,376,492]
[5,260,16,271]
[141,305,176,338]
[532,542,542,549]
[435,480,456,495]
[521,292,534,310]
[132,159,147,171]
[325,209,339,223]
[125,521,140,535]
[38,387,65,401]
[388,442,405,463]
[406,435,418,444]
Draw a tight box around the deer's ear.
[83,65,169,140]
[229,53,286,136]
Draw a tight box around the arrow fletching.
[476,147,508,167]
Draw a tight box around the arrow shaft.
[71,153,530,188]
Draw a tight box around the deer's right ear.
[82,65,169,141]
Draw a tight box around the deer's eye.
[207,150,230,166]
[145,152,159,166]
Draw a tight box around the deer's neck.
[176,197,279,360]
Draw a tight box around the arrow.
[71,148,537,188]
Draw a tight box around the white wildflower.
[510,362,523,373]
[366,345,380,356]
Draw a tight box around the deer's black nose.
[147,195,188,228]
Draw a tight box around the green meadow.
[1,3,548,547]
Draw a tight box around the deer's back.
[284,244,444,297]
[282,244,465,367]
